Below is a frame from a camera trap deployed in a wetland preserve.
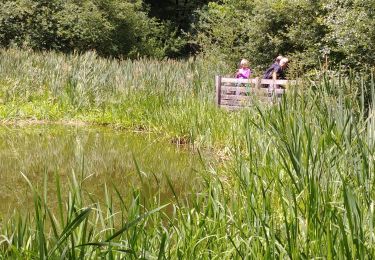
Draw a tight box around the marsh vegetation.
[0,49,374,258]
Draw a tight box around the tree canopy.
[0,0,374,71]
[0,0,183,58]
[192,0,375,72]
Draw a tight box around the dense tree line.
[193,0,375,73]
[0,0,374,71]
[145,0,210,30]
[0,0,184,58]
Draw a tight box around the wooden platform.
[215,76,295,109]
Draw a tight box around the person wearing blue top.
[262,57,288,90]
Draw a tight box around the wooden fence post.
[272,71,277,90]
[215,75,222,106]
[255,77,260,89]
[270,71,277,103]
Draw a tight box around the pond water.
[0,124,205,217]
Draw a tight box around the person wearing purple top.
[234,59,251,95]
[236,59,251,79]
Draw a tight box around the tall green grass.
[0,48,240,149]
[0,48,375,258]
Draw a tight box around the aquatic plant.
[0,48,374,258]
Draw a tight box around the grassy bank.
[1,49,375,258]
[0,48,237,149]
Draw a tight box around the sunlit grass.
[0,48,240,149]
[0,48,375,258]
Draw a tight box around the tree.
[191,0,374,72]
[323,0,375,67]
[0,0,182,58]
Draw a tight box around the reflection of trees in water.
[0,125,204,215]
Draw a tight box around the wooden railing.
[215,76,296,109]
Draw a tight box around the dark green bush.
[192,0,375,74]
[0,0,183,58]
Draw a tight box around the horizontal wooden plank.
[221,78,258,84]
[221,88,285,95]
[260,79,297,85]
[260,79,288,85]
[221,86,255,92]
[221,78,295,85]
[221,94,253,101]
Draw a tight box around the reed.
[0,49,375,258]
[0,48,240,148]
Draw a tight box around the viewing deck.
[215,76,296,109]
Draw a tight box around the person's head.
[275,55,283,63]
[240,59,249,68]
[279,57,289,68]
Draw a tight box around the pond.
[0,124,206,218]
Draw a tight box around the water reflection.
[0,124,203,216]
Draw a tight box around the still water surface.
[0,124,204,217]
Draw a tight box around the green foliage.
[323,0,375,67]
[192,0,375,73]
[0,0,183,58]
[1,49,375,258]
[191,1,253,68]
[145,0,210,29]
[1,0,374,67]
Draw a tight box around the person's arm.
[236,69,250,79]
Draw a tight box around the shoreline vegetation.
[1,48,375,258]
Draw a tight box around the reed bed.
[0,48,236,148]
[0,49,375,258]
